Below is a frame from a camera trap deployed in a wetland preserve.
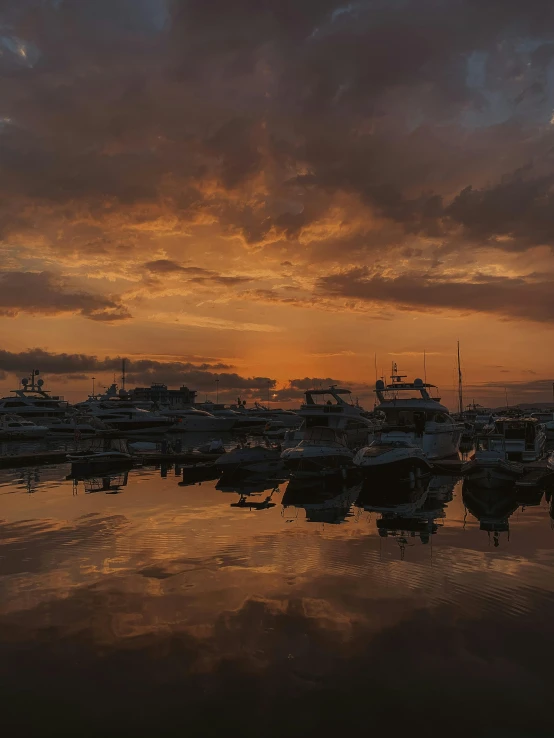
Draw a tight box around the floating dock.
[0,450,69,469]
[0,450,222,470]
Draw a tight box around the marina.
[3,1,554,733]
[2,366,554,737]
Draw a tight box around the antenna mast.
[457,341,463,415]
[121,358,126,392]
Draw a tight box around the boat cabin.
[490,417,546,461]
[296,386,375,445]
[0,371,68,418]
[299,426,349,447]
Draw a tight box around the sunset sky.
[1,0,554,408]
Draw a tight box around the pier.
[0,450,222,470]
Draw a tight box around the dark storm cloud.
[447,172,554,248]
[0,0,553,260]
[143,260,253,285]
[144,260,213,275]
[0,271,130,321]
[318,268,554,322]
[0,348,275,394]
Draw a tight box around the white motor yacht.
[43,414,110,437]
[289,386,378,449]
[197,402,267,431]
[374,367,463,459]
[230,400,301,429]
[488,417,546,462]
[0,371,70,421]
[215,443,284,475]
[0,414,49,440]
[464,434,524,488]
[76,400,175,435]
[281,426,354,477]
[353,433,433,482]
[162,407,236,432]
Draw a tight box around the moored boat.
[281,426,354,478]
[464,434,524,489]
[353,433,433,483]
[0,414,49,440]
[215,443,284,475]
[488,416,546,462]
[374,366,463,459]
[292,386,377,448]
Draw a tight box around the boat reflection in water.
[2,450,554,737]
[70,469,130,495]
[356,474,458,554]
[282,474,362,524]
[216,471,282,510]
[462,479,520,546]
[179,463,220,487]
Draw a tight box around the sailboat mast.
[457,341,463,415]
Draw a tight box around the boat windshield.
[301,427,347,446]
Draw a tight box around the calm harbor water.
[1,461,554,736]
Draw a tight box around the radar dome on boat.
[376,379,385,390]
[21,378,28,385]
[414,378,423,386]
[37,378,44,387]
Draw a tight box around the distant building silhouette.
[129,383,197,406]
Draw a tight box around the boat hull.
[464,460,523,489]
[0,428,49,440]
[101,420,174,435]
[380,429,461,460]
[282,450,354,478]
[168,418,236,432]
